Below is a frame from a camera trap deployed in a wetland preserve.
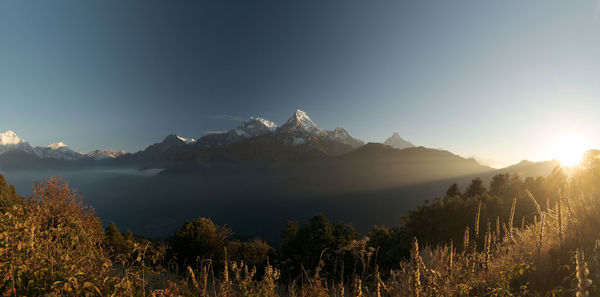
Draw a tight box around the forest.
[2,149,600,296]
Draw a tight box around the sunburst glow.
[548,134,589,167]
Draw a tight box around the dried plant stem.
[508,197,516,242]
[576,248,592,297]
[463,227,470,251]
[410,238,421,297]
[536,213,545,259]
[526,190,542,216]
[474,201,481,239]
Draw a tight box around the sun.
[548,134,589,167]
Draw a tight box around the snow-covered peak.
[87,149,127,160]
[195,116,277,147]
[0,130,24,145]
[250,116,277,131]
[275,110,365,148]
[48,142,68,149]
[177,136,196,144]
[279,109,324,135]
[233,117,278,137]
[35,142,84,160]
[383,132,414,149]
[325,127,365,148]
[329,127,351,138]
[0,130,40,156]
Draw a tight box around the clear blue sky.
[1,0,599,165]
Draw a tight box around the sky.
[1,0,599,166]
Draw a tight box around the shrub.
[169,217,233,269]
[229,238,273,268]
[0,176,144,296]
[279,213,359,279]
[0,174,21,211]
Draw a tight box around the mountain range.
[0,130,126,162]
[0,109,568,240]
[0,109,560,179]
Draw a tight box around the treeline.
[404,168,566,249]
[1,149,600,296]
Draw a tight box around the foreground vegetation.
[2,150,600,296]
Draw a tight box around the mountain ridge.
[383,132,414,149]
[0,110,565,177]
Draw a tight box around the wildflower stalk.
[536,213,545,260]
[354,276,363,297]
[526,190,542,216]
[463,227,470,251]
[576,248,592,297]
[495,216,500,240]
[447,241,454,277]
[484,221,491,275]
[410,238,421,297]
[557,194,563,244]
[508,197,516,242]
[474,201,481,239]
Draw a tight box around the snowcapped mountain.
[234,117,277,137]
[1,109,365,169]
[196,117,278,147]
[140,110,363,155]
[0,130,39,155]
[35,142,84,161]
[48,142,67,149]
[278,110,324,135]
[274,110,364,149]
[0,130,23,145]
[326,127,364,148]
[0,130,128,163]
[87,149,127,160]
[383,132,414,149]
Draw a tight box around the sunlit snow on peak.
[0,130,25,145]
[48,142,68,149]
[177,136,196,144]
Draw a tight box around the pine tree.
[465,178,486,197]
[445,183,461,197]
[124,229,134,242]
[0,174,22,211]
[105,222,125,253]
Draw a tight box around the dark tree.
[124,229,134,242]
[228,238,272,267]
[367,225,410,271]
[280,213,359,278]
[445,183,461,197]
[0,174,22,211]
[465,178,486,197]
[169,217,232,268]
[489,173,510,196]
[105,222,125,254]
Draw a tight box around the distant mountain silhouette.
[160,142,494,199]
[383,132,414,149]
[497,159,562,177]
[266,143,493,196]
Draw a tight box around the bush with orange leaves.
[0,176,144,296]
